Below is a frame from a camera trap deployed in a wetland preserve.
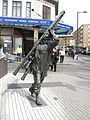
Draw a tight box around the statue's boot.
[36,94,42,106]
[34,83,42,106]
[29,84,34,97]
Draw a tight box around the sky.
[59,0,90,31]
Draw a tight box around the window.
[88,25,90,29]
[88,33,90,37]
[12,1,22,17]
[43,5,51,19]
[3,0,8,16]
[1,28,12,35]
[26,2,31,17]
[88,28,90,32]
[88,41,90,45]
[88,38,90,41]
[43,0,58,15]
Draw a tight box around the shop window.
[26,2,31,17]
[12,1,22,17]
[1,36,12,54]
[13,37,22,53]
[1,28,12,35]
[3,0,8,16]
[43,5,51,19]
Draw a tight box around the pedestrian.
[16,45,22,62]
[59,47,65,63]
[51,48,59,72]
[71,48,75,59]
[74,52,78,60]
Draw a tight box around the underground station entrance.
[0,16,73,56]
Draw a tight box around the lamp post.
[76,11,87,54]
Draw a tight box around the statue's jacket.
[31,37,59,81]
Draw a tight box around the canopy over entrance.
[0,17,73,35]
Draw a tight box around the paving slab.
[0,72,90,120]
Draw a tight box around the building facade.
[73,24,90,53]
[0,0,58,20]
[59,36,74,47]
[0,0,73,55]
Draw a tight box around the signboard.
[0,17,50,25]
[0,17,73,31]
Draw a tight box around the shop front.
[0,17,73,56]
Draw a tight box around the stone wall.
[0,60,8,78]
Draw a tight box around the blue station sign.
[0,17,73,31]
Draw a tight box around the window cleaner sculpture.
[13,11,65,105]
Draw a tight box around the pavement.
[0,55,90,120]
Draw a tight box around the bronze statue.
[13,11,65,105]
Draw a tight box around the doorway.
[23,36,34,56]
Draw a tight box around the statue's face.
[43,36,53,44]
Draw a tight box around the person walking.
[51,48,59,72]
[71,48,75,59]
[59,47,65,63]
[16,45,22,62]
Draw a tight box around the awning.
[0,17,73,34]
